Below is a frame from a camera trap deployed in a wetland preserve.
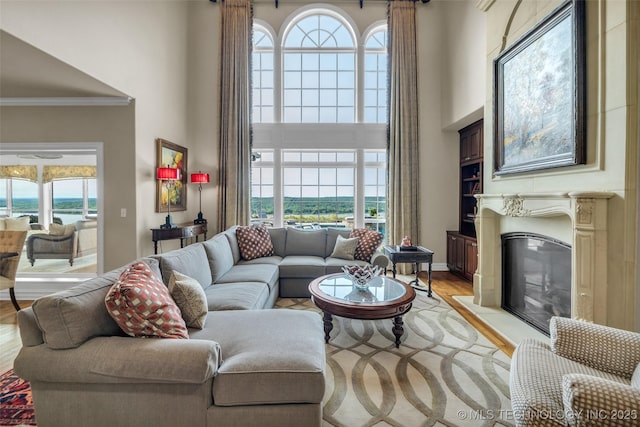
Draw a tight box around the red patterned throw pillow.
[236,224,274,260]
[349,228,383,261]
[105,261,188,339]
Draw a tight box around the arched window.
[252,24,275,123]
[282,12,356,123]
[364,26,388,123]
[251,10,388,232]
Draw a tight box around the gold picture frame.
[156,138,188,212]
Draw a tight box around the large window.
[252,8,387,234]
[51,178,97,224]
[282,14,356,123]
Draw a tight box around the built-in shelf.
[447,119,483,282]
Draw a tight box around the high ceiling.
[0,30,127,99]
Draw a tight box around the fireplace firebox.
[501,233,571,335]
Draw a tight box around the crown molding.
[476,0,495,12]
[0,97,133,107]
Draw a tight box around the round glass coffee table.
[308,273,416,348]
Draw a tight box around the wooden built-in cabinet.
[447,119,483,282]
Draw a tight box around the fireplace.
[473,192,614,325]
[501,232,571,334]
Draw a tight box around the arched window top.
[364,25,387,50]
[283,11,355,49]
[253,23,274,50]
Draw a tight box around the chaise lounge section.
[13,225,388,427]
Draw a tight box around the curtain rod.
[210,0,429,9]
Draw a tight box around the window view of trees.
[251,8,387,235]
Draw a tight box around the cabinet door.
[464,238,478,281]
[459,120,483,164]
[447,233,456,271]
[447,233,465,273]
[468,125,482,161]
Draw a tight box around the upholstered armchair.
[510,316,640,427]
[0,230,28,311]
[26,225,78,266]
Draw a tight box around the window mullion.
[274,148,284,227]
[355,149,365,229]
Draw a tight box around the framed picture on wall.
[156,138,188,212]
[493,0,585,175]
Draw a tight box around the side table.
[383,245,434,297]
[150,223,207,254]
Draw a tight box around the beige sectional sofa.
[14,225,388,427]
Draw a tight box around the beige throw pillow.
[330,235,359,260]
[49,223,75,236]
[5,216,30,231]
[168,271,208,329]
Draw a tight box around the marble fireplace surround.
[472,192,614,325]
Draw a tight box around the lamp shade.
[157,167,179,180]
[190,172,210,184]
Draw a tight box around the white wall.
[0,0,197,260]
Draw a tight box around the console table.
[151,223,207,254]
[383,245,434,297]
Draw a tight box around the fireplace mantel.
[473,191,614,324]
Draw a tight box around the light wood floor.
[0,271,513,374]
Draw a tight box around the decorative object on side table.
[190,171,210,224]
[156,166,180,229]
[342,265,382,290]
[399,235,417,251]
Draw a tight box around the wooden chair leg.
[9,287,21,311]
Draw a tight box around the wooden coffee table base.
[310,273,416,349]
[321,311,409,348]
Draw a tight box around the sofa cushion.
[267,227,287,256]
[189,309,325,406]
[202,234,235,282]
[223,225,242,264]
[105,261,188,339]
[237,255,282,266]
[236,224,274,260]
[350,228,383,261]
[204,282,270,310]
[30,266,135,349]
[216,264,279,292]
[285,228,327,257]
[168,271,208,329]
[157,243,212,289]
[325,228,351,257]
[279,256,326,278]
[330,235,359,260]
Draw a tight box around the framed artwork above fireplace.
[493,0,585,175]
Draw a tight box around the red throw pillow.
[236,224,274,260]
[105,261,188,339]
[349,228,383,261]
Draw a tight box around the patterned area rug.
[0,369,35,426]
[276,291,514,427]
[1,290,512,427]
